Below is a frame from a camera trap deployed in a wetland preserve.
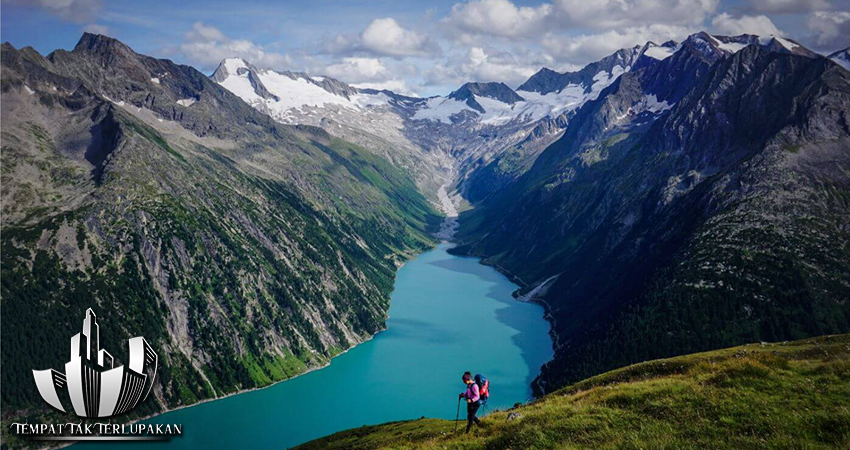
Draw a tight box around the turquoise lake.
[76,243,553,449]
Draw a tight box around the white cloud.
[178,22,290,71]
[8,0,102,23]
[744,0,832,14]
[82,23,109,36]
[324,57,391,82]
[426,46,541,88]
[442,0,553,38]
[320,57,420,95]
[711,13,784,36]
[322,18,436,58]
[806,11,850,48]
[542,25,693,65]
[361,18,435,57]
[438,0,716,45]
[552,0,719,29]
[321,34,358,55]
[439,0,716,41]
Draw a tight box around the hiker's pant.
[466,402,481,432]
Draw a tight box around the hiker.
[459,371,481,433]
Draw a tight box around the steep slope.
[211,33,836,211]
[447,82,525,113]
[1,34,439,426]
[830,47,850,71]
[296,334,850,450]
[454,41,850,393]
[518,44,648,95]
[213,40,688,207]
[213,49,645,206]
[210,57,450,202]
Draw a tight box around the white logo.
[32,308,158,418]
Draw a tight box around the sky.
[2,0,849,97]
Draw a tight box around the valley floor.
[434,183,459,242]
[295,334,850,450]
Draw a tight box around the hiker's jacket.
[461,383,480,402]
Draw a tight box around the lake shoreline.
[47,312,390,450]
[65,214,554,450]
[55,240,441,450]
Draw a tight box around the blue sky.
[3,0,849,96]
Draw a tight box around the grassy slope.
[296,334,850,450]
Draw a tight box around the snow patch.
[476,95,520,125]
[413,65,627,125]
[517,85,586,119]
[758,35,798,51]
[23,85,34,95]
[644,94,673,113]
[176,98,196,107]
[351,92,390,107]
[218,64,262,102]
[718,41,747,53]
[102,94,125,106]
[437,184,458,217]
[223,57,248,74]
[216,60,399,126]
[412,97,472,124]
[644,45,675,60]
[714,37,748,54]
[590,66,625,97]
[150,77,160,84]
[706,35,745,54]
[773,36,799,51]
[435,183,459,242]
[256,70,353,111]
[832,53,850,71]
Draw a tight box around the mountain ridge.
[3,28,849,449]
[452,38,850,394]
[1,33,440,435]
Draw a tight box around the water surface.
[77,244,552,449]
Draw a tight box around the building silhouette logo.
[32,308,158,418]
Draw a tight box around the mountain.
[519,44,648,95]
[6,29,845,436]
[1,33,439,424]
[296,335,850,450]
[212,57,570,207]
[830,47,850,71]
[212,43,659,205]
[211,30,847,237]
[210,57,452,203]
[214,39,695,208]
[453,34,850,393]
[447,82,525,113]
[210,57,279,101]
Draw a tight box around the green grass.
[123,118,187,163]
[295,334,850,450]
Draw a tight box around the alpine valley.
[2,27,850,448]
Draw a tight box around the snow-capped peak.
[641,41,681,61]
[829,48,850,71]
[211,57,252,82]
[758,34,797,51]
[213,57,394,125]
[223,57,249,72]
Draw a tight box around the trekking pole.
[454,397,461,432]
